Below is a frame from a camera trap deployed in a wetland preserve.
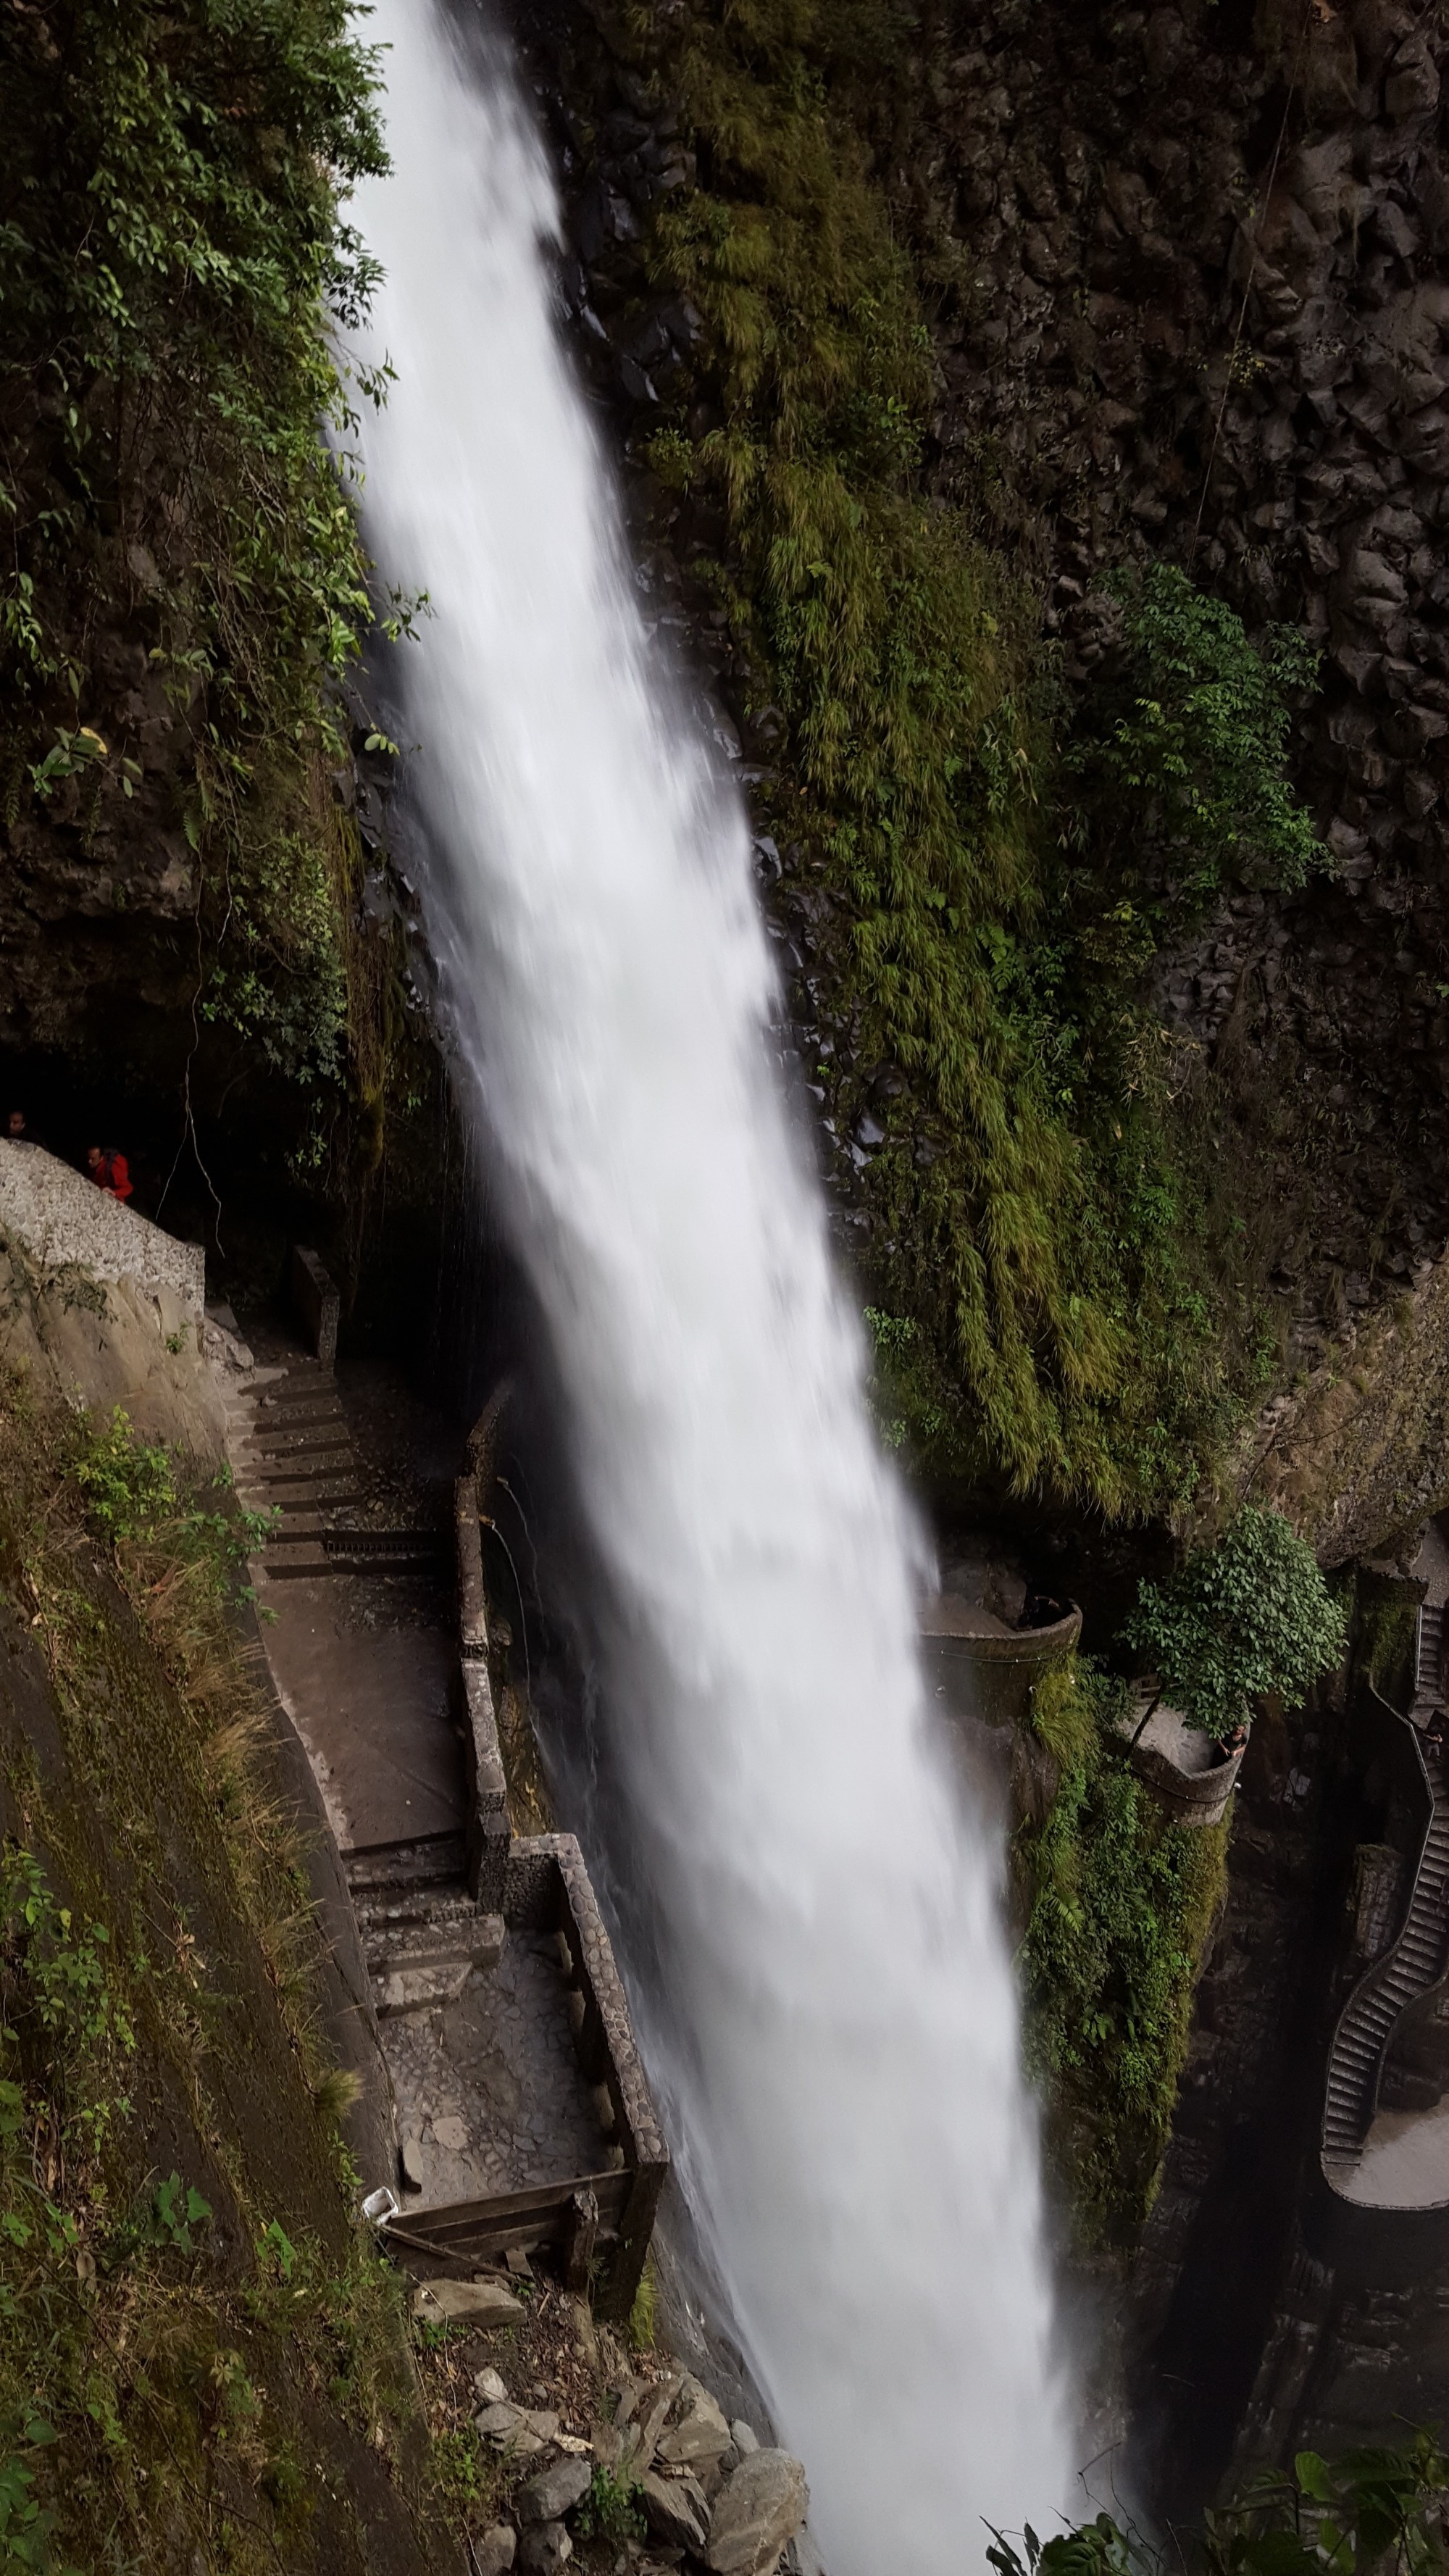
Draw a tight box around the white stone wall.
[0,1141,204,1317]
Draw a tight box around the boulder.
[620,2374,680,2476]
[474,2403,548,2456]
[514,2456,593,2525]
[472,2530,517,2576]
[475,2368,509,2406]
[641,2471,709,2554]
[412,2276,522,2330]
[517,2525,572,2575]
[706,2451,809,2575]
[657,2375,733,2473]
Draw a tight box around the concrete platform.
[386,1932,614,2209]
[1339,2095,1449,2209]
[256,1570,464,1853]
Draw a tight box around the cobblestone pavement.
[385,1933,613,2207]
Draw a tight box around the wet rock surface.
[509,0,1449,1391]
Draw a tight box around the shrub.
[988,2428,1449,2576]
[1016,1659,1227,2240]
[575,2466,647,2545]
[1124,1506,1348,1743]
[1064,563,1327,938]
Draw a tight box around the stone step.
[242,1435,358,1469]
[363,1911,504,1980]
[259,1544,332,1580]
[242,1449,359,1482]
[344,1833,469,1896]
[372,1959,474,2017]
[354,1885,481,1940]
[249,1412,347,1453]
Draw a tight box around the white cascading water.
[349,4,1073,2562]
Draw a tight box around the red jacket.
[91,1151,133,1202]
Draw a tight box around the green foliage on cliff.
[1350,1572,1421,1712]
[1124,1506,1348,1743]
[0,1383,435,2573]
[636,0,1318,1512]
[1065,565,1326,941]
[990,2430,1449,2576]
[0,0,386,1111]
[1017,1659,1227,2241]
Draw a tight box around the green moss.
[606,0,1321,1513]
[1350,1570,1421,1712]
[0,1381,440,2573]
[1016,1658,1228,2243]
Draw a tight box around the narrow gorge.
[6,1,1449,2573]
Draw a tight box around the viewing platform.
[231,1253,667,2318]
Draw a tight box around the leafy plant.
[73,1408,275,1576]
[0,1846,136,2156]
[987,2430,1449,2576]
[628,2254,658,2352]
[0,2418,75,2576]
[1016,1659,1227,2240]
[0,0,392,1146]
[1124,1506,1347,1743]
[149,2174,213,2256]
[1065,564,1326,935]
[575,2464,647,2545]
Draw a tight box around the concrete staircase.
[1415,1598,1446,1718]
[229,1317,488,2018]
[1323,1730,1449,2179]
[227,1353,447,1577]
[346,1838,504,2017]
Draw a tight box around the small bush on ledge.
[1124,1505,1347,1744]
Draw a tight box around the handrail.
[1321,1688,1436,2180]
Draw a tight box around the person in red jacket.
[86,1145,133,1202]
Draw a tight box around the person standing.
[86,1144,133,1201]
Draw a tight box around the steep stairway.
[227,1303,479,2009]
[1415,1599,1446,1718]
[227,1350,448,1576]
[1322,1717,1449,2180]
[345,1838,502,2017]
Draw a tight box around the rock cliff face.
[896,0,1449,1377]
[511,0,1449,1509]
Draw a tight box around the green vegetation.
[628,2251,659,2351]
[1016,1659,1228,2241]
[1124,1505,1348,1743]
[0,1381,436,2573]
[627,0,1319,1512]
[1064,564,1325,943]
[990,2430,1449,2576]
[1351,1571,1421,1711]
[576,2465,648,2546]
[0,0,396,1125]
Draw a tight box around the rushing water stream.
[350,4,1072,2560]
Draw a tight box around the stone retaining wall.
[456,1471,511,1909]
[0,1141,204,1317]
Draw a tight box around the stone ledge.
[0,1141,204,1317]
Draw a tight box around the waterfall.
[348,4,1073,2562]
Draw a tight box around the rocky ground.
[410,2267,809,2576]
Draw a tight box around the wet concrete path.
[228,1317,467,1856]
